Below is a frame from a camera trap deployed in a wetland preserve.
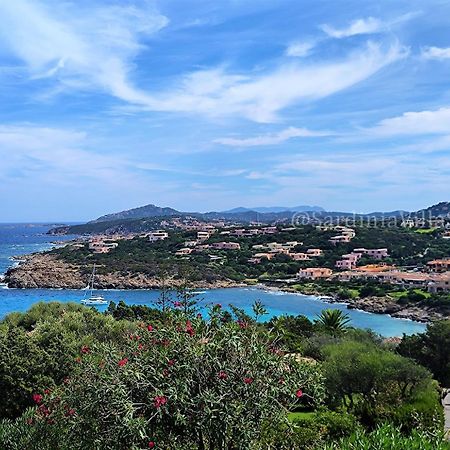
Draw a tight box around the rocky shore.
[5,254,447,324]
[4,253,243,290]
[261,283,447,323]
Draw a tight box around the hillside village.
[71,215,450,295]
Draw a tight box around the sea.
[0,223,426,337]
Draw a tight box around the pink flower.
[218,371,228,380]
[173,301,182,308]
[237,320,248,329]
[147,325,153,332]
[296,389,303,398]
[44,389,51,395]
[118,358,128,367]
[244,377,253,385]
[185,320,195,336]
[32,394,43,404]
[197,313,202,319]
[148,442,156,448]
[168,359,175,366]
[65,408,76,417]
[80,345,90,354]
[154,396,167,409]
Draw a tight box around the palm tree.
[316,309,351,334]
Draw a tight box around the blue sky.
[1,0,450,221]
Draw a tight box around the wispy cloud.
[321,17,383,39]
[368,107,450,136]
[0,0,168,102]
[320,13,418,39]
[214,126,330,147]
[421,46,450,60]
[0,1,406,123]
[285,41,316,57]
[145,42,407,122]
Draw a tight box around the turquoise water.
[0,286,426,337]
[0,223,427,337]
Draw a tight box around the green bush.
[323,423,450,449]
[0,313,325,449]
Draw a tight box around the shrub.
[1,314,325,449]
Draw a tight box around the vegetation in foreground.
[0,296,449,449]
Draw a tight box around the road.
[444,392,450,440]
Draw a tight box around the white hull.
[81,298,108,305]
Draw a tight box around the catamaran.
[81,264,108,305]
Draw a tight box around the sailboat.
[81,264,108,305]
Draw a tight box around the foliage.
[0,310,325,449]
[323,423,450,450]
[322,340,435,427]
[0,302,135,419]
[398,320,450,387]
[315,309,351,335]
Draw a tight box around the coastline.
[3,252,447,325]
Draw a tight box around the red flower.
[44,388,51,395]
[153,396,167,408]
[218,371,228,380]
[26,418,34,426]
[237,320,248,329]
[296,389,303,398]
[148,442,156,449]
[168,359,175,366]
[118,358,128,367]
[38,404,50,417]
[185,320,195,336]
[162,369,169,377]
[138,343,144,350]
[80,345,90,354]
[147,324,153,332]
[244,377,253,385]
[65,408,76,417]
[32,394,43,405]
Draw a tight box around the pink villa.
[353,248,389,260]
[297,267,333,280]
[335,253,360,270]
[290,253,311,261]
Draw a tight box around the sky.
[1,0,450,221]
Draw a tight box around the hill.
[92,204,181,223]
[223,205,325,213]
[415,201,450,217]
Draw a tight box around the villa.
[148,230,169,242]
[297,267,333,280]
[427,258,450,272]
[88,238,118,254]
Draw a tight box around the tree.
[315,309,351,335]
[397,320,450,387]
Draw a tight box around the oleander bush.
[0,310,324,449]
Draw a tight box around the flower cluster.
[153,396,167,409]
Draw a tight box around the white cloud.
[0,2,406,123]
[369,107,450,136]
[421,46,450,60]
[320,13,418,39]
[0,0,168,102]
[146,42,406,122]
[285,41,316,57]
[321,17,382,38]
[214,126,329,147]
